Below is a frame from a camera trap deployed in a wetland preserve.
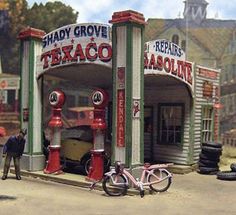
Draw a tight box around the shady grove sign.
[40,23,112,72]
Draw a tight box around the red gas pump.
[86,89,109,181]
[44,90,65,174]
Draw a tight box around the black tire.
[230,163,236,172]
[202,142,222,148]
[148,169,172,192]
[102,173,127,196]
[198,162,218,168]
[84,158,91,175]
[199,152,220,162]
[83,156,111,175]
[217,171,236,180]
[80,153,91,175]
[198,166,219,175]
[198,161,207,168]
[198,159,219,168]
[202,146,222,154]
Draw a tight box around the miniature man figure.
[1,129,27,180]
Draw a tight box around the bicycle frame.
[104,163,173,189]
[123,167,172,188]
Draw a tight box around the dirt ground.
[0,170,236,215]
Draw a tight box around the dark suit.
[2,136,25,178]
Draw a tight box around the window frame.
[157,103,185,146]
[201,105,214,143]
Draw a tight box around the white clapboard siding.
[193,66,220,162]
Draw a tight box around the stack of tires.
[217,163,236,180]
[198,142,222,175]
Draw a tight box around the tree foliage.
[0,0,28,74]
[0,0,78,74]
[26,1,78,33]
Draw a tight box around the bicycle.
[101,161,173,198]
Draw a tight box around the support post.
[110,11,146,167]
[18,27,46,171]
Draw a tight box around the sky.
[27,0,236,23]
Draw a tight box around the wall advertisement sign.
[0,78,19,90]
[39,23,112,75]
[198,67,218,79]
[116,67,125,147]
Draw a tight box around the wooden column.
[110,10,146,167]
[18,27,46,171]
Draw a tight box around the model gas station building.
[17,10,220,173]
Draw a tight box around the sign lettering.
[199,68,218,79]
[144,39,194,93]
[40,23,112,74]
[117,89,125,147]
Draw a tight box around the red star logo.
[71,39,74,43]
[54,43,57,48]
[90,37,95,42]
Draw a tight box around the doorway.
[144,106,153,162]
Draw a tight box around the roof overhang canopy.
[42,63,112,89]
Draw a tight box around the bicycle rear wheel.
[148,169,172,192]
[102,173,127,196]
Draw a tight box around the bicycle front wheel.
[102,173,127,196]
[148,169,172,192]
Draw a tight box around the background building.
[145,0,236,135]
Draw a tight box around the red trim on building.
[109,10,147,25]
[18,27,46,40]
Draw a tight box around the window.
[172,34,179,45]
[201,106,213,143]
[66,95,75,108]
[158,104,184,145]
[78,96,89,106]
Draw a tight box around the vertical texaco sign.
[116,67,125,147]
